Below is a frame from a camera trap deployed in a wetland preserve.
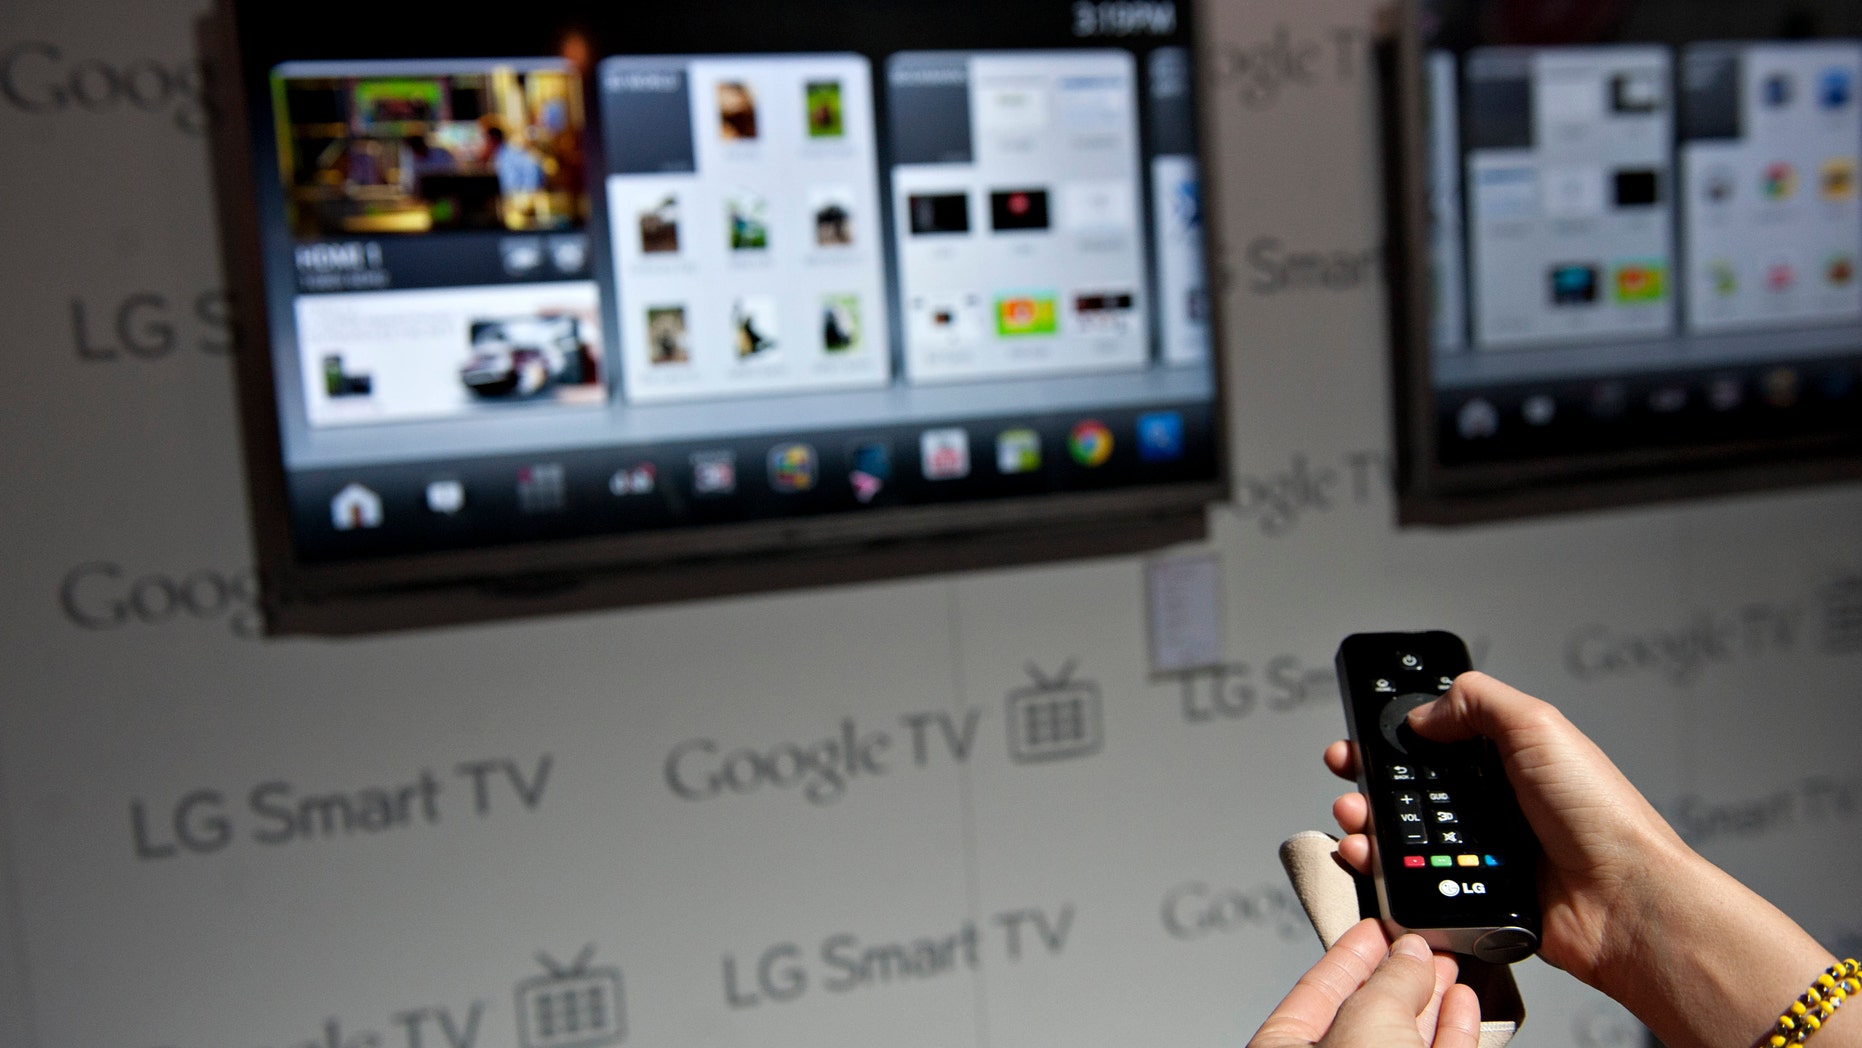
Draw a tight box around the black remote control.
[1334,631,1540,963]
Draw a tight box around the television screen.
[205,0,1221,633]
[1385,0,1862,523]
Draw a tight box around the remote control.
[1334,631,1540,963]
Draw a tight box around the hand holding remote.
[1325,671,1844,1048]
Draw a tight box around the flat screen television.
[1384,0,1862,523]
[202,0,1222,634]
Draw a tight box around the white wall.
[1,1,1858,1046]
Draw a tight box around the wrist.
[1589,839,1839,1048]
[1587,830,1717,1007]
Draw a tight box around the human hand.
[1248,918,1480,1048]
[1322,671,1690,989]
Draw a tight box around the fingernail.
[1392,935,1431,961]
[1406,700,1438,725]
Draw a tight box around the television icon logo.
[996,428,1042,474]
[767,443,818,493]
[1006,660,1104,764]
[1136,411,1185,463]
[515,945,624,1048]
[920,428,971,480]
[331,483,383,531]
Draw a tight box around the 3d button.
[1433,810,1457,824]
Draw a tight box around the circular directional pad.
[1377,692,1441,756]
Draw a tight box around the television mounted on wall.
[1383,0,1862,523]
[203,0,1225,633]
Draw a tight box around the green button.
[1430,855,1452,867]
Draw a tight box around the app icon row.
[326,412,1189,532]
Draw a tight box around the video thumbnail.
[274,62,588,238]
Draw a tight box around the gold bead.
[1771,1036,1788,1048]
[1805,1015,1822,1032]
[1792,1002,1809,1017]
[1782,1015,1798,1031]
[1819,974,1837,991]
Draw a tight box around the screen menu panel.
[243,11,1217,568]
[1464,46,1676,350]
[602,55,892,403]
[275,60,602,432]
[1421,27,1862,472]
[889,51,1149,382]
[1681,43,1862,333]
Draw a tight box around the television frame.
[1381,0,1862,526]
[200,0,1231,635]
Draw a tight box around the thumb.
[1323,935,1440,1045]
[1406,671,1559,745]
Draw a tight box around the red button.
[1404,855,1426,868]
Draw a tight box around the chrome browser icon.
[1069,419,1114,467]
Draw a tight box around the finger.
[1332,791,1369,835]
[1412,951,1461,1044]
[1325,935,1441,1042]
[1248,919,1391,1047]
[1336,833,1372,874]
[1323,740,1359,781]
[1430,983,1482,1048]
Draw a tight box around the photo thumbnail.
[822,294,862,352]
[733,296,781,357]
[806,80,845,138]
[811,186,855,246]
[274,62,588,238]
[646,306,690,365]
[728,192,770,250]
[718,80,760,140]
[638,194,680,254]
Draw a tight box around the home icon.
[331,482,383,531]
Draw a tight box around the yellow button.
[1457,854,1480,866]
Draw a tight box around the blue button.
[1483,855,1502,867]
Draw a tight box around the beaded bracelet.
[1768,959,1861,1047]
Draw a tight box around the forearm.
[1598,840,1848,1048]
